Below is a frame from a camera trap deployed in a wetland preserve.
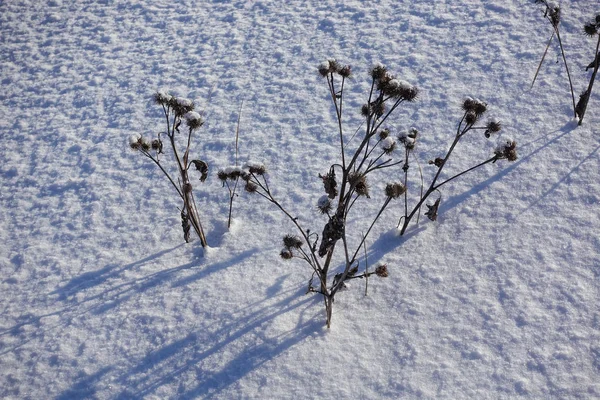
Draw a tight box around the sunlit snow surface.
[1,1,599,398]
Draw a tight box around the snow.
[1,0,599,399]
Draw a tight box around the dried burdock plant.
[397,97,517,235]
[245,60,417,327]
[129,91,209,246]
[531,1,577,117]
[576,13,600,125]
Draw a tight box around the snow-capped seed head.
[153,90,172,105]
[462,97,487,115]
[318,60,331,77]
[217,170,228,182]
[546,2,560,27]
[375,264,389,278]
[184,111,203,130]
[224,166,243,180]
[370,63,387,80]
[381,136,396,154]
[283,234,303,249]
[168,96,195,116]
[494,139,518,162]
[338,65,352,78]
[385,183,406,199]
[398,127,418,150]
[280,248,293,260]
[129,134,141,150]
[139,136,151,151]
[246,162,266,176]
[317,195,332,214]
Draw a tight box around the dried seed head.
[317,195,333,214]
[338,65,352,78]
[129,134,141,150]
[246,162,266,176]
[375,264,389,278]
[463,97,487,116]
[584,22,598,36]
[485,118,502,137]
[385,182,406,199]
[280,248,293,260]
[183,183,193,194]
[373,101,385,117]
[380,136,397,154]
[184,111,204,130]
[379,128,390,140]
[283,234,303,249]
[217,170,228,181]
[361,104,371,117]
[548,3,560,27]
[465,111,478,125]
[318,59,340,76]
[428,157,445,168]
[398,128,418,150]
[494,139,518,162]
[151,139,162,152]
[153,90,172,105]
[168,96,195,117]
[370,63,387,80]
[245,181,258,193]
[349,172,369,198]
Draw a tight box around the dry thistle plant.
[129,91,209,247]
[531,1,577,117]
[397,98,517,235]
[575,14,600,125]
[244,60,418,328]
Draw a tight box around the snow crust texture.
[1,0,599,399]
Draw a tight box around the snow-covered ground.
[1,0,599,398]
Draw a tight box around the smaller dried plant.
[129,91,209,246]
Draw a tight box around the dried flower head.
[361,104,371,117]
[494,139,518,162]
[153,90,172,105]
[465,111,478,125]
[463,97,487,116]
[184,111,204,130]
[398,128,418,150]
[547,3,560,27]
[349,172,369,198]
[370,63,387,80]
[381,136,397,154]
[168,96,195,117]
[191,160,209,182]
[385,182,406,199]
[338,65,352,78]
[129,134,141,150]
[245,181,258,193]
[584,22,598,37]
[317,195,333,214]
[484,118,502,138]
[217,170,228,182]
[375,264,389,278]
[429,157,444,168]
[379,128,390,140]
[318,59,340,76]
[280,248,293,260]
[283,234,303,249]
[246,162,266,176]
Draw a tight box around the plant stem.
[578,36,600,125]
